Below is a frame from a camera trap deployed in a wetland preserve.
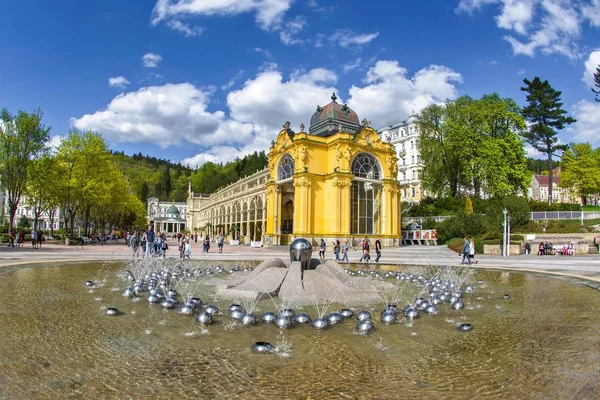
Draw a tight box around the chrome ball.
[105,307,119,316]
[357,311,372,322]
[502,294,511,299]
[261,312,277,324]
[161,299,175,309]
[357,320,376,335]
[327,312,342,325]
[147,294,159,304]
[465,285,475,294]
[280,309,295,319]
[204,305,219,315]
[312,317,329,330]
[229,309,244,320]
[294,313,311,324]
[458,323,473,332]
[340,309,354,318]
[404,308,420,320]
[451,301,464,310]
[251,341,274,354]
[189,298,203,308]
[167,290,177,297]
[85,281,94,287]
[425,305,438,314]
[289,238,313,271]
[123,287,135,298]
[417,301,430,311]
[453,290,463,298]
[241,313,257,326]
[196,312,213,325]
[432,296,443,305]
[179,305,195,315]
[380,311,397,324]
[228,304,244,313]
[275,316,292,330]
[449,296,459,304]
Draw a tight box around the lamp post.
[507,215,511,258]
[502,208,508,257]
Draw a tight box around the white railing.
[402,211,600,225]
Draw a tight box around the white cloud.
[142,53,163,68]
[279,15,307,45]
[314,33,325,47]
[108,76,130,89]
[166,19,203,36]
[221,70,245,91]
[457,0,597,60]
[570,100,600,145]
[70,83,250,148]
[330,29,379,48]
[348,61,463,128]
[342,58,362,72]
[151,0,294,31]
[583,49,600,88]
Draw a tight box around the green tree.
[155,166,172,199]
[559,143,600,205]
[0,108,50,230]
[139,180,149,202]
[521,77,576,204]
[26,155,59,230]
[592,63,600,102]
[17,215,29,230]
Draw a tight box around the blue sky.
[1,0,599,166]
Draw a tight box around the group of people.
[461,237,477,265]
[318,236,382,263]
[6,229,44,248]
[536,241,574,256]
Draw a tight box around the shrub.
[421,217,438,229]
[436,214,486,244]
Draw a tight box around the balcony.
[399,150,407,157]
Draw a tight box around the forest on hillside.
[111,150,268,203]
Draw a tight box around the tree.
[139,181,149,202]
[521,77,576,205]
[0,108,50,230]
[155,166,172,199]
[26,155,58,230]
[593,63,600,102]
[559,143,600,205]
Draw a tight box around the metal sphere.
[357,320,376,335]
[196,312,213,325]
[280,309,295,319]
[327,312,343,325]
[204,305,219,315]
[105,308,120,316]
[228,304,243,313]
[357,311,372,322]
[312,317,329,330]
[454,290,463,298]
[425,305,438,315]
[464,285,475,294]
[289,238,313,271]
[123,288,135,298]
[189,298,203,308]
[417,300,430,311]
[340,309,354,318]
[457,323,473,332]
[294,313,312,324]
[449,296,460,304]
[502,294,511,299]
[85,281,94,287]
[451,301,464,310]
[161,299,175,309]
[275,316,293,330]
[380,311,397,324]
[261,312,277,324]
[179,305,195,315]
[147,294,159,304]
[404,308,420,320]
[167,290,177,297]
[241,313,257,326]
[229,309,244,320]
[251,341,275,354]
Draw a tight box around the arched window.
[351,153,382,235]
[277,154,294,181]
[351,153,380,179]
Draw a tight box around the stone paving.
[0,238,598,283]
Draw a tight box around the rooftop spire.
[331,92,337,103]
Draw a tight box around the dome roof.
[309,93,360,137]
[166,204,180,215]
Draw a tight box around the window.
[412,170,416,179]
[402,158,406,165]
[401,143,405,151]
[351,153,381,235]
[411,188,416,197]
[417,155,421,163]
[402,172,406,181]
[410,141,414,149]
[351,153,380,179]
[403,188,407,197]
[277,154,294,181]
[411,156,415,164]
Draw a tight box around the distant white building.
[147,197,187,234]
[1,190,62,230]
[377,117,425,202]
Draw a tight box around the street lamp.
[502,208,508,257]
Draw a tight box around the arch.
[277,153,294,181]
[351,152,381,179]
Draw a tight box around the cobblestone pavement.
[0,239,598,282]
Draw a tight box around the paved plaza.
[1,238,599,283]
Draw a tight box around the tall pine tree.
[521,77,576,205]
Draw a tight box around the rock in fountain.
[85,281,94,287]
[357,311,372,322]
[196,312,213,325]
[261,312,277,324]
[294,313,311,324]
[357,320,376,334]
[241,313,257,326]
[105,307,120,316]
[251,341,275,354]
[312,318,329,330]
[457,323,473,332]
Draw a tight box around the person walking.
[342,239,350,263]
[217,233,224,253]
[319,239,326,259]
[185,240,192,259]
[31,229,37,249]
[333,239,340,261]
[461,237,471,265]
[375,237,382,263]
[144,225,155,257]
[469,238,477,264]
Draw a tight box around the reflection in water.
[0,262,599,399]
